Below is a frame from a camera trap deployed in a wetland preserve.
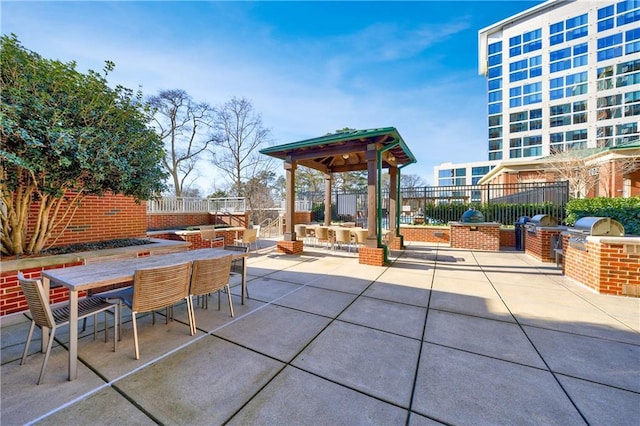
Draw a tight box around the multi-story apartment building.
[435,0,639,190]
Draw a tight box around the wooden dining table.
[41,248,248,381]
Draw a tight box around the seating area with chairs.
[17,273,119,385]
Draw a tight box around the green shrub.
[565,197,640,235]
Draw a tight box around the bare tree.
[401,174,427,189]
[544,149,640,198]
[543,150,599,198]
[148,89,216,196]
[212,97,273,197]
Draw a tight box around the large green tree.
[0,35,166,256]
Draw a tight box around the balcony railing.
[147,197,246,214]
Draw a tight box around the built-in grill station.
[567,217,625,251]
[526,214,558,234]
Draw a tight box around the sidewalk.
[1,240,639,425]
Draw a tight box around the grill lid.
[529,214,558,227]
[572,217,625,236]
[460,208,485,223]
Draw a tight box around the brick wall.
[564,236,640,296]
[1,261,85,315]
[147,212,248,230]
[450,223,501,251]
[147,213,212,230]
[27,192,147,248]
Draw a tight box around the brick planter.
[449,222,501,251]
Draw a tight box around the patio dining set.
[18,247,249,385]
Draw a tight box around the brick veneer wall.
[147,213,211,230]
[449,223,501,251]
[564,236,640,296]
[500,228,515,248]
[1,261,84,315]
[147,212,248,230]
[400,226,450,243]
[27,192,147,248]
[525,227,563,262]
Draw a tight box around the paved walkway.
[1,241,639,425]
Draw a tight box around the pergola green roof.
[260,127,416,173]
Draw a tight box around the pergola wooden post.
[284,159,296,241]
[389,165,398,237]
[324,172,332,226]
[365,144,378,248]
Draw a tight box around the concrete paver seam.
[470,250,590,425]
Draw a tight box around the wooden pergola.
[260,127,416,264]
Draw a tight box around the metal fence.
[304,181,569,227]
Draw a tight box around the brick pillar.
[359,246,386,266]
[277,240,304,255]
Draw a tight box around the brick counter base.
[525,227,563,263]
[449,222,501,251]
[564,235,640,297]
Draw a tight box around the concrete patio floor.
[1,239,639,425]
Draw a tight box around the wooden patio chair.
[189,255,234,329]
[18,273,119,384]
[120,262,194,359]
[82,252,138,340]
[234,228,258,252]
[200,226,224,248]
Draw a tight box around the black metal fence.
[301,181,569,227]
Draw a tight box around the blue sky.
[3,0,543,192]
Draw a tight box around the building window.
[488,151,503,161]
[597,33,623,61]
[509,28,541,57]
[597,125,614,147]
[615,122,639,146]
[597,94,623,120]
[617,0,640,26]
[488,41,502,55]
[523,81,542,105]
[598,2,640,31]
[488,139,502,151]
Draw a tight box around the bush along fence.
[304,181,569,226]
[565,196,640,235]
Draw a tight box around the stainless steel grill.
[568,217,625,251]
[526,214,558,234]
